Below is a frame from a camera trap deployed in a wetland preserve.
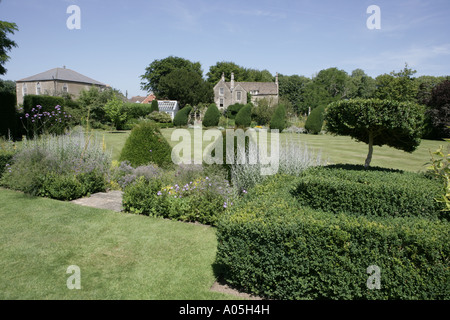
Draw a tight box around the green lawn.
[0,188,233,300]
[158,128,443,172]
[100,128,443,172]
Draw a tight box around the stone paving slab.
[71,190,124,212]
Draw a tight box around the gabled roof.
[142,94,156,104]
[158,100,179,111]
[223,82,278,95]
[17,67,106,86]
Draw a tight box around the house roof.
[17,67,106,86]
[141,94,156,104]
[158,100,179,111]
[224,82,278,95]
[129,96,147,103]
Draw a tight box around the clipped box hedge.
[215,174,449,300]
[292,165,445,220]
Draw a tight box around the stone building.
[213,72,279,110]
[15,67,107,105]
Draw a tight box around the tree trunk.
[365,131,374,169]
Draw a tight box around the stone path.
[71,190,124,212]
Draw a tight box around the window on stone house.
[220,98,224,108]
[22,83,27,96]
[220,87,224,95]
[237,91,242,101]
[36,82,41,95]
[63,83,68,93]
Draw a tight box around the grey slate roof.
[224,82,278,95]
[17,67,106,86]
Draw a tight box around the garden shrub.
[0,92,18,139]
[225,103,245,120]
[234,104,252,128]
[23,95,66,114]
[202,103,221,127]
[269,104,287,131]
[119,121,173,168]
[305,105,325,134]
[215,174,449,300]
[0,130,110,199]
[121,103,153,120]
[122,170,235,225]
[291,165,445,220]
[0,138,16,179]
[147,111,172,123]
[150,99,159,113]
[173,105,192,127]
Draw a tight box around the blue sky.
[1,0,449,97]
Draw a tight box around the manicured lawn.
[94,128,444,172]
[159,128,443,172]
[0,188,233,300]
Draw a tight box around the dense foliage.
[234,104,252,128]
[269,104,287,131]
[304,105,325,134]
[325,98,425,167]
[119,121,173,168]
[292,165,445,220]
[215,174,449,300]
[173,105,192,127]
[202,103,221,127]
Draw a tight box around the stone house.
[213,72,279,110]
[15,67,107,105]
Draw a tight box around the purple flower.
[157,191,162,196]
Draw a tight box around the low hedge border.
[215,174,449,300]
[291,164,445,220]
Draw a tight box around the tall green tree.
[278,74,311,114]
[425,80,450,139]
[348,69,376,99]
[0,20,18,75]
[103,94,127,130]
[206,61,274,84]
[140,56,203,97]
[326,98,425,168]
[374,64,419,102]
[157,69,213,107]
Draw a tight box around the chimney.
[275,72,279,96]
[221,72,225,81]
[230,72,235,91]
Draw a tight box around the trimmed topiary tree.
[173,105,192,127]
[119,121,173,168]
[202,103,221,127]
[325,98,425,168]
[234,104,252,128]
[269,104,287,131]
[304,105,325,134]
[150,99,159,113]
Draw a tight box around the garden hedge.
[0,92,17,139]
[291,165,445,220]
[215,174,449,300]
